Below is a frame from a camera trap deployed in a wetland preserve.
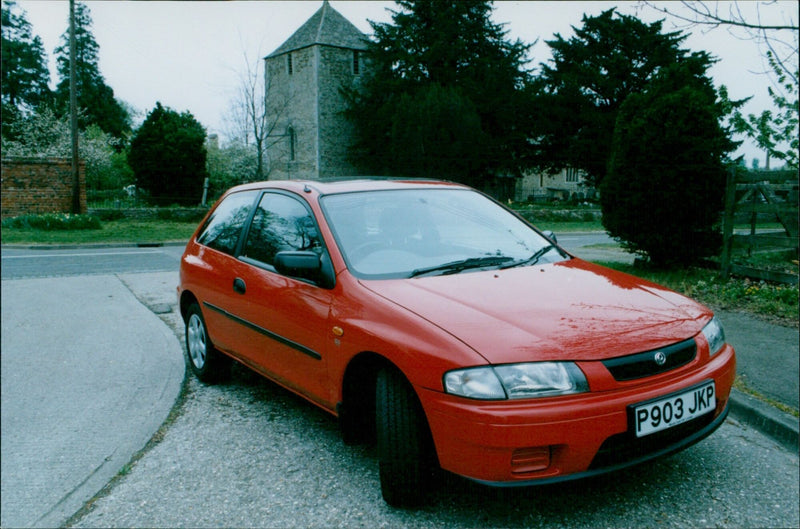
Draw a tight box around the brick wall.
[1,158,87,219]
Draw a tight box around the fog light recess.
[511,446,551,474]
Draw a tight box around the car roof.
[225,178,469,197]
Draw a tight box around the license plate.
[632,382,716,438]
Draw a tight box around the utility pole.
[69,0,81,214]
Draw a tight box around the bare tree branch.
[223,46,292,181]
[643,1,797,31]
[639,1,798,88]
[638,2,798,167]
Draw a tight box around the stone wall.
[265,45,365,181]
[1,158,87,219]
[317,46,362,177]
[266,47,318,180]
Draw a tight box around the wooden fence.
[720,168,799,284]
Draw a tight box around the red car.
[178,179,736,506]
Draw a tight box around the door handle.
[233,277,246,294]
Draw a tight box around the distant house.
[516,167,596,203]
[264,1,367,180]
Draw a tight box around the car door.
[189,189,260,355]
[230,191,336,409]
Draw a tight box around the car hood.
[359,258,711,364]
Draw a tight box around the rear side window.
[196,190,258,254]
[241,192,321,266]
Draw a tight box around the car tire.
[185,302,230,383]
[376,367,438,507]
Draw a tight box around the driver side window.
[241,192,321,267]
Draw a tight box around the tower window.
[287,53,293,75]
[353,50,360,75]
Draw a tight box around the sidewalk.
[717,309,799,450]
[0,272,184,529]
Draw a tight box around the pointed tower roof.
[267,1,368,58]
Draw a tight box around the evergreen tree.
[53,1,130,140]
[389,83,489,178]
[529,9,714,188]
[600,60,738,266]
[128,102,208,206]
[1,0,52,138]
[345,0,531,189]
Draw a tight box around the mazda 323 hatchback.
[177,179,736,506]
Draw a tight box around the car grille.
[589,412,716,470]
[601,338,696,381]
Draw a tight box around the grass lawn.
[1,219,198,245]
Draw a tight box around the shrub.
[600,63,736,266]
[2,213,102,231]
[128,102,208,206]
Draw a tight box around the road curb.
[729,388,799,452]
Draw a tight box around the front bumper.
[418,343,735,485]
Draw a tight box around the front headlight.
[443,366,506,400]
[702,316,726,356]
[444,362,589,400]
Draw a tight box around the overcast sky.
[17,0,799,165]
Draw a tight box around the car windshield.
[321,188,567,279]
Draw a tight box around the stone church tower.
[264,1,367,180]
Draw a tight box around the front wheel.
[184,302,230,383]
[375,367,438,507]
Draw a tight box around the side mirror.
[542,230,557,244]
[274,251,335,289]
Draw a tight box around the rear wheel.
[184,302,230,383]
[375,367,438,507]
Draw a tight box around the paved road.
[0,245,185,279]
[556,232,634,263]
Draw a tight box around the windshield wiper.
[500,244,558,270]
[409,256,515,278]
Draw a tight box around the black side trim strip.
[202,301,322,360]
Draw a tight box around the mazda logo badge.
[654,352,667,366]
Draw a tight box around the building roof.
[266,1,368,58]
